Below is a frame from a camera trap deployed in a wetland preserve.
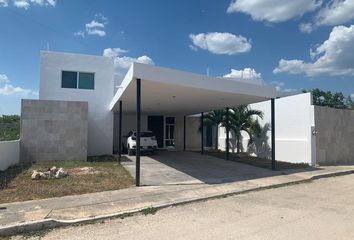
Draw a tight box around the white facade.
[38,51,276,157]
[39,51,115,156]
[219,93,316,165]
[0,140,20,170]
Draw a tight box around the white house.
[17,51,354,169]
[18,51,275,160]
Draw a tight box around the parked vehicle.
[125,130,158,156]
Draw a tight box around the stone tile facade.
[20,100,88,162]
[315,106,354,165]
[175,116,202,151]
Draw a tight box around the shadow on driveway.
[121,151,320,186]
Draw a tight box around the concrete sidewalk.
[1,165,354,236]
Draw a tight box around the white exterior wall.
[0,140,20,170]
[39,51,114,156]
[219,93,315,165]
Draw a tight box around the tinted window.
[62,71,77,89]
[79,72,94,90]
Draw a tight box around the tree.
[201,110,226,151]
[304,88,351,109]
[0,115,20,141]
[226,106,264,154]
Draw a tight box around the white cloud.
[227,0,321,23]
[74,31,85,38]
[301,0,354,33]
[86,20,105,29]
[0,0,56,8]
[0,84,32,95]
[351,93,354,100]
[46,0,55,6]
[274,25,354,76]
[0,74,10,83]
[299,23,314,33]
[0,74,37,96]
[86,28,106,37]
[223,68,262,79]
[222,68,265,86]
[0,0,8,7]
[189,32,251,55]
[13,0,30,9]
[103,48,154,75]
[270,81,299,96]
[75,14,108,38]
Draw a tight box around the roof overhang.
[110,63,276,115]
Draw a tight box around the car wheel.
[128,146,134,156]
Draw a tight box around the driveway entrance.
[121,151,277,186]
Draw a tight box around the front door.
[148,116,164,148]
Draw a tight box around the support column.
[183,115,186,151]
[271,98,276,170]
[226,107,230,160]
[201,112,204,154]
[118,100,122,163]
[136,78,141,186]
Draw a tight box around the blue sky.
[1,0,354,114]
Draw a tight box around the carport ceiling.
[110,63,276,115]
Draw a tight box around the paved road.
[12,174,354,240]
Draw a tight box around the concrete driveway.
[121,151,280,186]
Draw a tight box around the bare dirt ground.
[11,174,354,240]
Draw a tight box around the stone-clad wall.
[21,99,88,162]
[175,116,202,151]
[315,106,354,165]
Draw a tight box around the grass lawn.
[205,151,310,171]
[0,156,134,204]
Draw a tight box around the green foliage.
[0,115,20,141]
[303,88,353,109]
[141,207,158,215]
[226,106,264,153]
[201,110,226,150]
[200,106,264,153]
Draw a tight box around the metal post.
[226,107,229,160]
[118,100,122,163]
[271,98,276,170]
[136,78,141,186]
[201,112,204,154]
[183,115,186,151]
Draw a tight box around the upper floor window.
[61,71,95,90]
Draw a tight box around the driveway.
[121,151,279,185]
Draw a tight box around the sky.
[0,0,354,115]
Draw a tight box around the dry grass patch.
[0,156,134,204]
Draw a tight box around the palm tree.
[226,105,264,154]
[201,110,226,151]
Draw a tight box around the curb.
[1,169,353,237]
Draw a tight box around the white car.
[126,130,158,156]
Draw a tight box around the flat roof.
[110,63,276,115]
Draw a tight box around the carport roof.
[110,63,277,115]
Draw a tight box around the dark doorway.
[206,126,213,147]
[148,116,164,148]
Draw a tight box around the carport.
[110,63,277,186]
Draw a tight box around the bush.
[0,115,20,141]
